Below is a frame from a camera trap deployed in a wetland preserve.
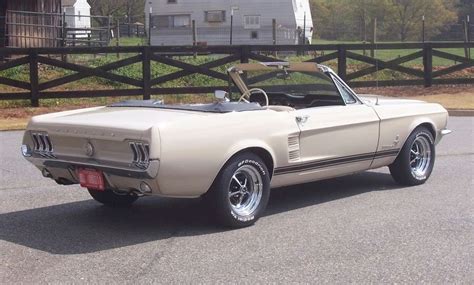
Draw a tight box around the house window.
[78,11,81,21]
[167,0,177,3]
[250,31,259,39]
[244,15,260,29]
[205,10,226,23]
[153,14,191,28]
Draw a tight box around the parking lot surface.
[0,117,473,283]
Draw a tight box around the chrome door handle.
[296,115,310,124]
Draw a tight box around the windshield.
[235,68,345,109]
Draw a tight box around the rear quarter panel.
[156,110,299,197]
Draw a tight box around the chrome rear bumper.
[25,157,161,194]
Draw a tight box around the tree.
[457,0,473,21]
[384,0,457,41]
[309,0,355,40]
[88,0,144,26]
[310,0,391,41]
[309,0,461,42]
[346,0,391,41]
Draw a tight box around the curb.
[448,109,474,117]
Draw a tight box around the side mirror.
[214,90,229,102]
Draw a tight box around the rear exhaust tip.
[140,182,153,194]
[42,168,53,178]
[55,178,75,185]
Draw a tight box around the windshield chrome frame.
[228,63,366,106]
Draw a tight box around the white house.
[145,0,313,46]
[62,0,91,37]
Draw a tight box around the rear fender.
[220,139,277,177]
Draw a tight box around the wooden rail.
[0,42,473,107]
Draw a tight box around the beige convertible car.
[22,62,451,228]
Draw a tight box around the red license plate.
[77,168,105,191]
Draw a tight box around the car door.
[290,74,380,182]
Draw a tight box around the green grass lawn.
[311,39,471,66]
[0,37,471,108]
[110,37,147,47]
[107,37,470,66]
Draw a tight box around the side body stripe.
[274,149,400,175]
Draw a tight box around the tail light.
[129,142,150,169]
[31,132,56,158]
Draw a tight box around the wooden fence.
[0,42,473,107]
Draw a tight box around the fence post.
[337,45,347,81]
[143,46,151,100]
[240,46,250,85]
[423,44,433,88]
[240,46,250,64]
[29,52,39,107]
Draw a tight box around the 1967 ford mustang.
[22,62,451,227]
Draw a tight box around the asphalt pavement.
[0,117,473,283]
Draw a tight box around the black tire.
[88,188,138,207]
[389,126,436,186]
[205,152,271,228]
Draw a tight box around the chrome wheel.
[228,165,263,217]
[410,135,432,179]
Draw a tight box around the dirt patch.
[355,84,474,97]
[355,84,474,109]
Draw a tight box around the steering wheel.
[238,88,269,108]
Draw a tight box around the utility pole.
[148,2,152,46]
[422,15,425,42]
[303,11,306,45]
[230,6,239,45]
[468,15,471,59]
[371,18,377,58]
[464,15,470,59]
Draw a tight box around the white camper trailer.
[145,0,313,46]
